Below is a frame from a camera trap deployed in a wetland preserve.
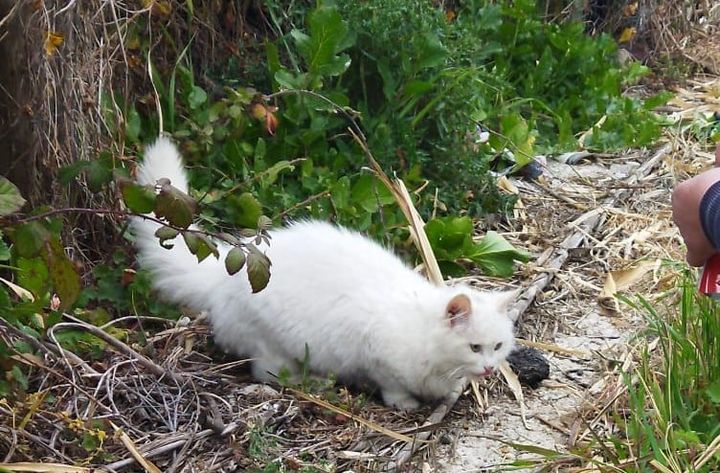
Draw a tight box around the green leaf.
[42,238,81,310]
[246,245,271,293]
[126,105,142,143]
[470,231,531,278]
[87,153,114,193]
[415,32,448,70]
[225,247,246,275]
[227,192,263,229]
[425,216,476,261]
[182,232,200,254]
[0,231,10,261]
[154,182,196,229]
[501,114,534,167]
[121,182,156,214]
[155,226,179,249]
[260,160,296,187]
[194,235,219,263]
[188,85,208,109]
[181,232,218,262]
[17,256,49,298]
[707,380,720,404]
[12,222,50,258]
[0,176,26,216]
[11,365,29,390]
[293,5,354,77]
[58,161,91,186]
[351,175,394,213]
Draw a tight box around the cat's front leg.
[381,388,420,410]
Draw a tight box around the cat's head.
[436,288,517,380]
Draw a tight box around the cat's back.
[266,220,423,289]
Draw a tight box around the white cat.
[132,137,518,409]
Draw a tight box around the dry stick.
[49,319,185,385]
[103,422,242,471]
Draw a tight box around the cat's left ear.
[495,289,520,321]
[446,294,472,327]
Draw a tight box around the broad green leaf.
[181,232,218,262]
[12,222,50,258]
[501,114,534,167]
[351,175,394,213]
[293,6,354,77]
[470,231,531,278]
[0,176,26,216]
[425,217,475,261]
[194,235,219,263]
[274,70,309,89]
[17,256,49,298]
[121,182,156,214]
[182,232,200,254]
[228,192,263,229]
[188,85,208,109]
[42,238,81,310]
[154,182,196,229]
[415,32,448,70]
[225,247,246,275]
[246,245,271,293]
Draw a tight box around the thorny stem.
[0,207,242,248]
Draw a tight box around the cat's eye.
[494,342,503,351]
[470,344,482,353]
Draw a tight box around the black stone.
[506,346,550,389]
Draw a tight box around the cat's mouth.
[469,367,495,378]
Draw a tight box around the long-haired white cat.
[132,137,518,409]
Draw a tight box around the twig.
[48,319,185,385]
[1,208,240,248]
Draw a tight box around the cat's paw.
[382,390,421,410]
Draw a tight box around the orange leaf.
[44,31,64,56]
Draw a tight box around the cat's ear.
[495,289,520,321]
[446,294,472,327]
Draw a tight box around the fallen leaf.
[0,277,35,302]
[44,31,64,56]
[618,27,637,44]
[600,260,659,299]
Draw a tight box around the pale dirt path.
[436,151,681,472]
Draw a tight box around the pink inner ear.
[446,294,472,327]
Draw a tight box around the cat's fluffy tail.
[132,137,226,311]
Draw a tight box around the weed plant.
[614,274,720,471]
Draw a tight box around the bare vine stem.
[1,208,241,248]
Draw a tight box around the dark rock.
[506,346,550,389]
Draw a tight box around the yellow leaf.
[44,31,64,56]
[600,260,658,299]
[618,27,636,44]
[622,2,639,16]
[0,277,34,302]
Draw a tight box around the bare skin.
[671,144,720,266]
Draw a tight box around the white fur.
[132,137,518,409]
